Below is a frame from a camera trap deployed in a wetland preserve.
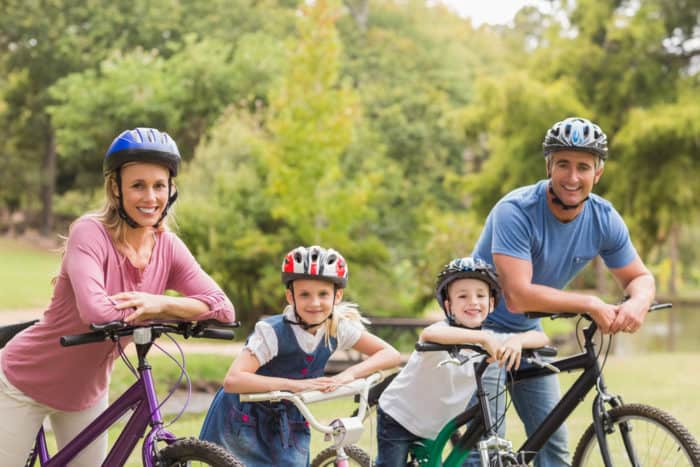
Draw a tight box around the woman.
[0,127,235,466]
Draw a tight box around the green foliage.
[607,97,700,255]
[458,73,588,218]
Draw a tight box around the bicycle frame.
[422,305,673,466]
[29,333,177,466]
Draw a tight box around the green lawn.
[0,237,59,309]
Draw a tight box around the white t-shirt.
[246,304,364,366]
[379,321,508,440]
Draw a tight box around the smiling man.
[465,117,655,466]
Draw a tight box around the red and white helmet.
[281,246,348,288]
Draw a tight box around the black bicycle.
[372,302,700,466]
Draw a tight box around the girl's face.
[286,279,343,330]
[444,278,493,328]
[116,162,172,227]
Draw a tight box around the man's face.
[547,150,603,208]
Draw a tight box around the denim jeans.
[463,361,570,467]
[375,405,423,467]
[200,389,310,466]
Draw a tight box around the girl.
[0,128,235,466]
[200,245,401,466]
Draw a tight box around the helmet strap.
[285,283,336,331]
[115,171,177,229]
[153,178,177,228]
[115,171,140,229]
[548,181,588,211]
[444,299,483,330]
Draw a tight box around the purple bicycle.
[21,319,243,466]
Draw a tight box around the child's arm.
[497,330,550,371]
[329,332,401,389]
[420,326,502,360]
[223,349,339,394]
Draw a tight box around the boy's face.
[444,278,493,328]
[286,279,343,329]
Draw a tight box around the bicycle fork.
[592,377,641,467]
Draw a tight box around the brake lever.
[525,355,560,374]
[438,352,472,367]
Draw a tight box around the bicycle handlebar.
[60,320,240,347]
[524,302,672,320]
[239,371,388,436]
[415,341,558,359]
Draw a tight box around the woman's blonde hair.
[58,171,175,255]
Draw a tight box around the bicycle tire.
[572,403,700,466]
[156,437,244,466]
[311,445,371,467]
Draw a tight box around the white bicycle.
[240,370,394,467]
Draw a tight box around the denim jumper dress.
[199,314,337,466]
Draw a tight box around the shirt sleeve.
[490,201,534,261]
[63,219,130,324]
[336,318,363,350]
[600,207,638,269]
[245,321,278,366]
[166,234,235,322]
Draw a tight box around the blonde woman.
[200,245,400,466]
[0,128,235,466]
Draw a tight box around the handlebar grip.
[60,332,107,347]
[196,329,236,340]
[415,341,484,353]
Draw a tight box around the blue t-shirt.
[472,180,637,332]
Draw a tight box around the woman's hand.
[111,291,168,323]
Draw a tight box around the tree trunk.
[343,0,369,32]
[40,128,56,237]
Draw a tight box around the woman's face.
[116,162,171,227]
[286,279,343,329]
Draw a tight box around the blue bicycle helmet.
[543,117,608,160]
[104,128,180,228]
[104,128,181,176]
[435,257,501,320]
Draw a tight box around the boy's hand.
[480,334,502,363]
[497,336,524,371]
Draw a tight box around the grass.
[0,237,59,309]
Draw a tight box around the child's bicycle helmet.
[435,257,501,319]
[542,117,608,160]
[281,246,348,288]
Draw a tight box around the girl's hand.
[111,292,168,323]
[496,336,524,371]
[288,377,340,393]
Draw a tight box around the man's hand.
[587,296,618,334]
[609,297,647,334]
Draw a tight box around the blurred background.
[2,1,699,462]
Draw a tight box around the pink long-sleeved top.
[1,217,235,411]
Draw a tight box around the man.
[468,117,655,466]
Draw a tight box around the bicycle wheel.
[572,403,700,466]
[311,445,371,467]
[156,437,244,466]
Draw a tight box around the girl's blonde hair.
[284,301,369,347]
